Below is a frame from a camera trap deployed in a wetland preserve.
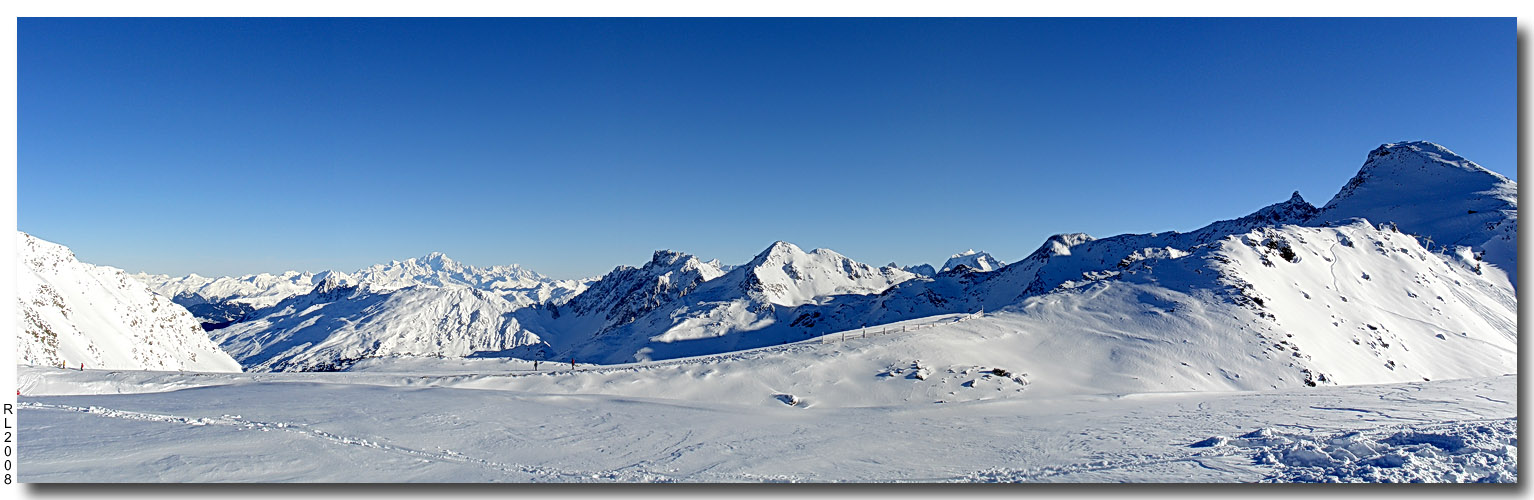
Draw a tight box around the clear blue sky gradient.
[19,18,1515,279]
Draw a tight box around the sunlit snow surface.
[18,361,1514,482]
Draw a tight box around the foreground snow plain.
[19,313,1516,483]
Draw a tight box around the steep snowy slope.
[942,250,1005,273]
[16,232,242,372]
[1312,141,1517,285]
[1212,221,1515,385]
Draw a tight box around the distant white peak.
[941,250,1005,273]
[1024,233,1096,261]
[407,252,458,269]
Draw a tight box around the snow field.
[17,366,1515,482]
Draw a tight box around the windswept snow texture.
[16,232,242,372]
[16,364,1515,482]
[1247,420,1517,483]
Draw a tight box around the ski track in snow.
[18,373,1515,482]
[18,401,671,482]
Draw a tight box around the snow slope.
[16,232,242,372]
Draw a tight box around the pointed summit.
[1239,191,1318,227]
[727,241,917,306]
[754,241,803,261]
[1316,141,1517,282]
[563,248,726,332]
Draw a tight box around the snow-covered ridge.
[17,232,242,372]
[133,270,333,309]
[137,252,595,327]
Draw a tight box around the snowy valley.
[13,141,1519,483]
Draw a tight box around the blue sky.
[18,18,1515,279]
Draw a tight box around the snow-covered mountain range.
[135,253,593,330]
[16,232,242,372]
[519,241,920,364]
[21,141,1515,391]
